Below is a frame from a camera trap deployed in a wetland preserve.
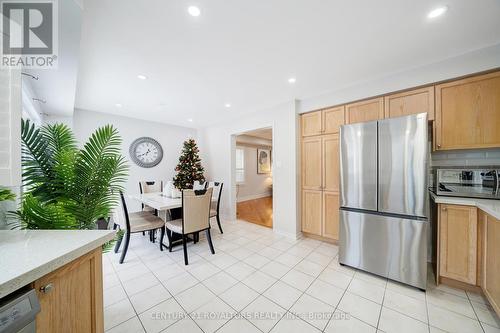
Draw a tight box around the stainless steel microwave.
[435,168,500,200]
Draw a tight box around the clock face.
[129,137,163,168]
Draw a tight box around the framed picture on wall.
[257,148,271,174]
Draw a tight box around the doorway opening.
[234,128,273,228]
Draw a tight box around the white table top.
[0,230,115,299]
[130,192,182,210]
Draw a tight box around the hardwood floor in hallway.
[237,196,273,228]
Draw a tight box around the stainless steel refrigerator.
[339,113,428,290]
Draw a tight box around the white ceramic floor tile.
[161,317,202,333]
[104,273,121,290]
[104,298,137,331]
[306,279,344,307]
[259,246,283,260]
[161,271,199,295]
[338,292,382,327]
[122,272,160,296]
[175,283,216,313]
[275,253,303,267]
[294,260,325,277]
[129,283,171,314]
[153,264,185,281]
[202,271,238,295]
[138,298,186,333]
[378,307,429,333]
[427,288,476,319]
[104,284,128,308]
[269,313,321,333]
[208,253,239,269]
[317,267,353,290]
[281,269,315,291]
[190,297,236,333]
[427,303,483,333]
[471,301,500,328]
[386,280,426,301]
[187,262,220,281]
[306,252,333,267]
[328,259,356,277]
[290,293,334,330]
[466,291,489,305]
[263,281,303,310]
[483,322,500,333]
[383,289,428,323]
[225,261,256,280]
[242,270,277,293]
[244,253,272,269]
[242,295,286,332]
[325,309,376,333]
[220,282,259,311]
[260,261,291,279]
[353,271,387,288]
[348,278,386,304]
[230,247,254,260]
[106,316,145,333]
[217,317,262,333]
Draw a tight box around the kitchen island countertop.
[430,191,500,220]
[0,230,115,299]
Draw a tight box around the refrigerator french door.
[339,113,428,290]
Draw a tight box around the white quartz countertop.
[430,192,500,220]
[0,230,115,299]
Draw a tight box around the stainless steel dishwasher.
[0,289,40,333]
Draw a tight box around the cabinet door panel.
[345,97,384,124]
[322,191,339,240]
[323,134,339,192]
[33,249,103,333]
[484,214,500,315]
[302,136,322,190]
[384,86,434,120]
[301,111,322,137]
[323,106,344,134]
[302,190,322,235]
[435,71,500,150]
[439,204,477,284]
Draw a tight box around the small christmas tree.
[173,138,205,189]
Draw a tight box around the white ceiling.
[74,0,500,128]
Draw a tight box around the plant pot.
[96,218,109,230]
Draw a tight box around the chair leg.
[206,229,215,255]
[159,227,165,251]
[182,235,188,265]
[119,230,131,264]
[166,229,172,252]
[142,231,145,236]
[216,214,223,234]
[114,236,122,253]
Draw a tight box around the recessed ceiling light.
[427,6,448,19]
[137,74,147,80]
[188,6,200,17]
[115,103,122,108]
[225,103,231,108]
[187,118,193,122]
[288,77,296,84]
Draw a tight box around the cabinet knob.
[437,144,441,148]
[40,283,54,294]
[442,207,447,211]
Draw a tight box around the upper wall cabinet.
[384,86,435,120]
[301,110,322,137]
[345,97,384,124]
[323,106,345,134]
[435,71,500,150]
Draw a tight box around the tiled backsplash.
[431,148,500,167]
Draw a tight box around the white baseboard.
[237,193,272,203]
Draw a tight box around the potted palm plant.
[15,119,128,231]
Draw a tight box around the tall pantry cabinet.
[300,106,343,241]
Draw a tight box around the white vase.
[171,188,181,198]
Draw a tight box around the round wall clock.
[129,137,163,168]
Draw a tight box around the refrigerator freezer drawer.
[339,209,427,289]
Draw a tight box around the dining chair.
[113,192,166,264]
[139,180,163,241]
[207,182,224,234]
[165,188,214,265]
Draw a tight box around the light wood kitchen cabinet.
[345,97,384,124]
[32,248,104,333]
[438,204,477,284]
[435,71,500,150]
[384,86,435,120]
[322,191,340,240]
[323,106,345,134]
[301,136,322,190]
[483,214,500,315]
[302,190,322,235]
[322,134,340,192]
[301,110,322,137]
